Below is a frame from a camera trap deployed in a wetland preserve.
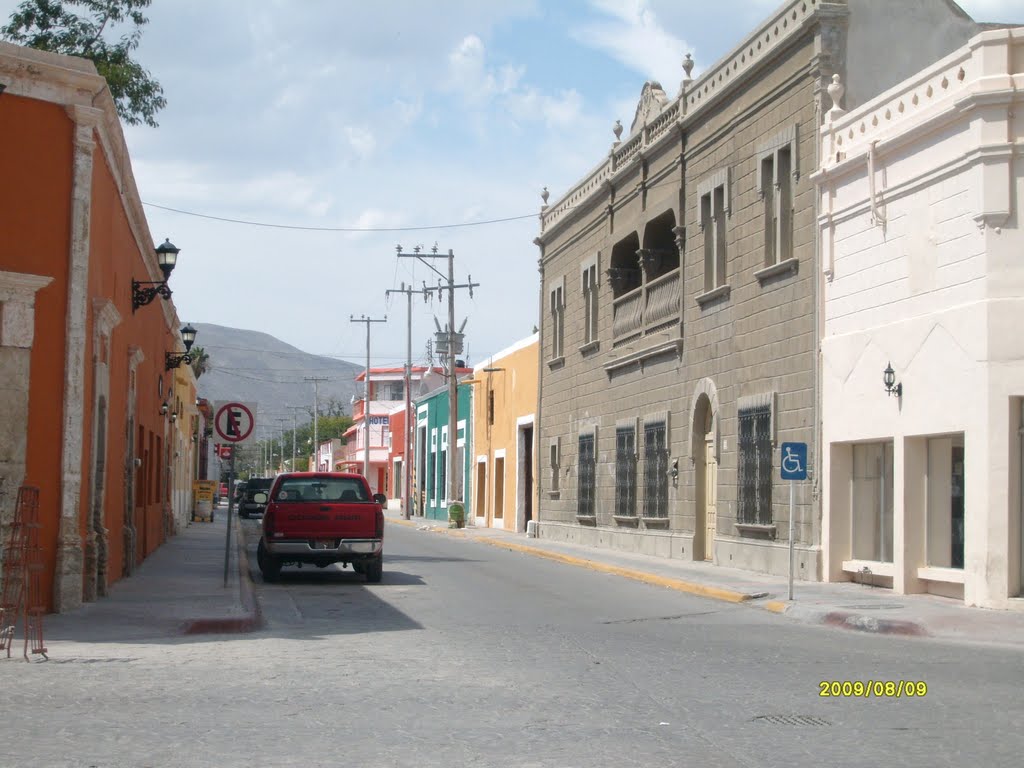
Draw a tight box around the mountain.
[192,323,363,425]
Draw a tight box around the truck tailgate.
[269,502,378,539]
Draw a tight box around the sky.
[4,0,1023,372]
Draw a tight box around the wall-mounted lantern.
[165,324,198,371]
[132,239,180,312]
[883,362,903,398]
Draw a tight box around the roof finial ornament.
[682,53,694,82]
[541,186,550,210]
[613,119,623,143]
[827,73,846,119]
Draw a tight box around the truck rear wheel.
[257,538,281,583]
[364,556,383,583]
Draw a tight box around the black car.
[239,477,273,518]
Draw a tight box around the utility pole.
[287,405,304,471]
[304,376,328,470]
[350,314,387,484]
[396,244,479,524]
[385,280,432,519]
[276,418,289,472]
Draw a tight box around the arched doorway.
[691,379,719,562]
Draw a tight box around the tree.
[2,0,166,127]
[189,346,210,380]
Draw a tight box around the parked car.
[239,477,274,518]
[255,472,385,583]
[232,480,247,505]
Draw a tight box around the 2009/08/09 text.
[819,681,928,698]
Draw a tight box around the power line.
[142,202,539,232]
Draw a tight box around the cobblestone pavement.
[1,511,1022,767]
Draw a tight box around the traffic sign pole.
[789,478,795,601]
[224,448,235,587]
[780,441,808,602]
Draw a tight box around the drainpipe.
[533,234,546,531]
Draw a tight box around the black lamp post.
[165,324,198,371]
[132,239,180,312]
[883,362,903,398]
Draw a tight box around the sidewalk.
[37,505,260,647]
[386,510,1024,650]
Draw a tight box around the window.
[927,435,965,569]
[578,432,596,518]
[274,476,369,502]
[643,420,668,518]
[548,276,565,362]
[852,441,894,562]
[738,403,773,525]
[757,126,798,269]
[488,388,495,426]
[581,257,599,345]
[698,168,729,293]
[549,438,560,493]
[615,425,637,517]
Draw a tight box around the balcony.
[606,266,682,375]
[611,267,680,348]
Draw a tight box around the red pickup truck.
[254,472,385,583]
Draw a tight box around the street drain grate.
[753,715,831,727]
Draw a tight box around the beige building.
[816,28,1024,608]
[534,0,988,578]
[468,334,539,531]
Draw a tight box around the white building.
[815,28,1024,608]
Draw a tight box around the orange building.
[468,334,539,531]
[0,42,197,612]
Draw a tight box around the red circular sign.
[214,402,254,443]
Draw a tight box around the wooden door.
[705,436,717,561]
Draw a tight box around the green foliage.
[2,0,166,127]
[189,346,210,380]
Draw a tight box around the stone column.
[0,271,54,601]
[83,298,121,601]
[54,104,103,613]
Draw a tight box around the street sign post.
[213,402,257,586]
[780,442,808,601]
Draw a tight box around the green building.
[414,383,473,521]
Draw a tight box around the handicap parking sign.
[780,442,808,480]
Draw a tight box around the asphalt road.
[3,522,1023,768]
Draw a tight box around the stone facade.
[534,0,988,579]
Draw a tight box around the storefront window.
[927,435,965,569]
[851,442,894,563]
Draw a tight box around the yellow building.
[469,334,538,531]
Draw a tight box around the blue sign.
[780,442,808,480]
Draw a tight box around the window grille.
[615,426,637,517]
[738,405,773,524]
[578,434,596,517]
[643,421,668,518]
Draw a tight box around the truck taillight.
[263,507,275,537]
[375,507,384,539]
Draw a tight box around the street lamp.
[132,239,181,312]
[883,362,903,398]
[165,324,198,371]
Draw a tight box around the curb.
[391,516,945,639]
[390,516,761,605]
[182,513,264,635]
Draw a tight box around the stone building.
[533,0,988,579]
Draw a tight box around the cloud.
[572,0,689,88]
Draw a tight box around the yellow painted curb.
[762,600,790,614]
[473,537,753,604]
